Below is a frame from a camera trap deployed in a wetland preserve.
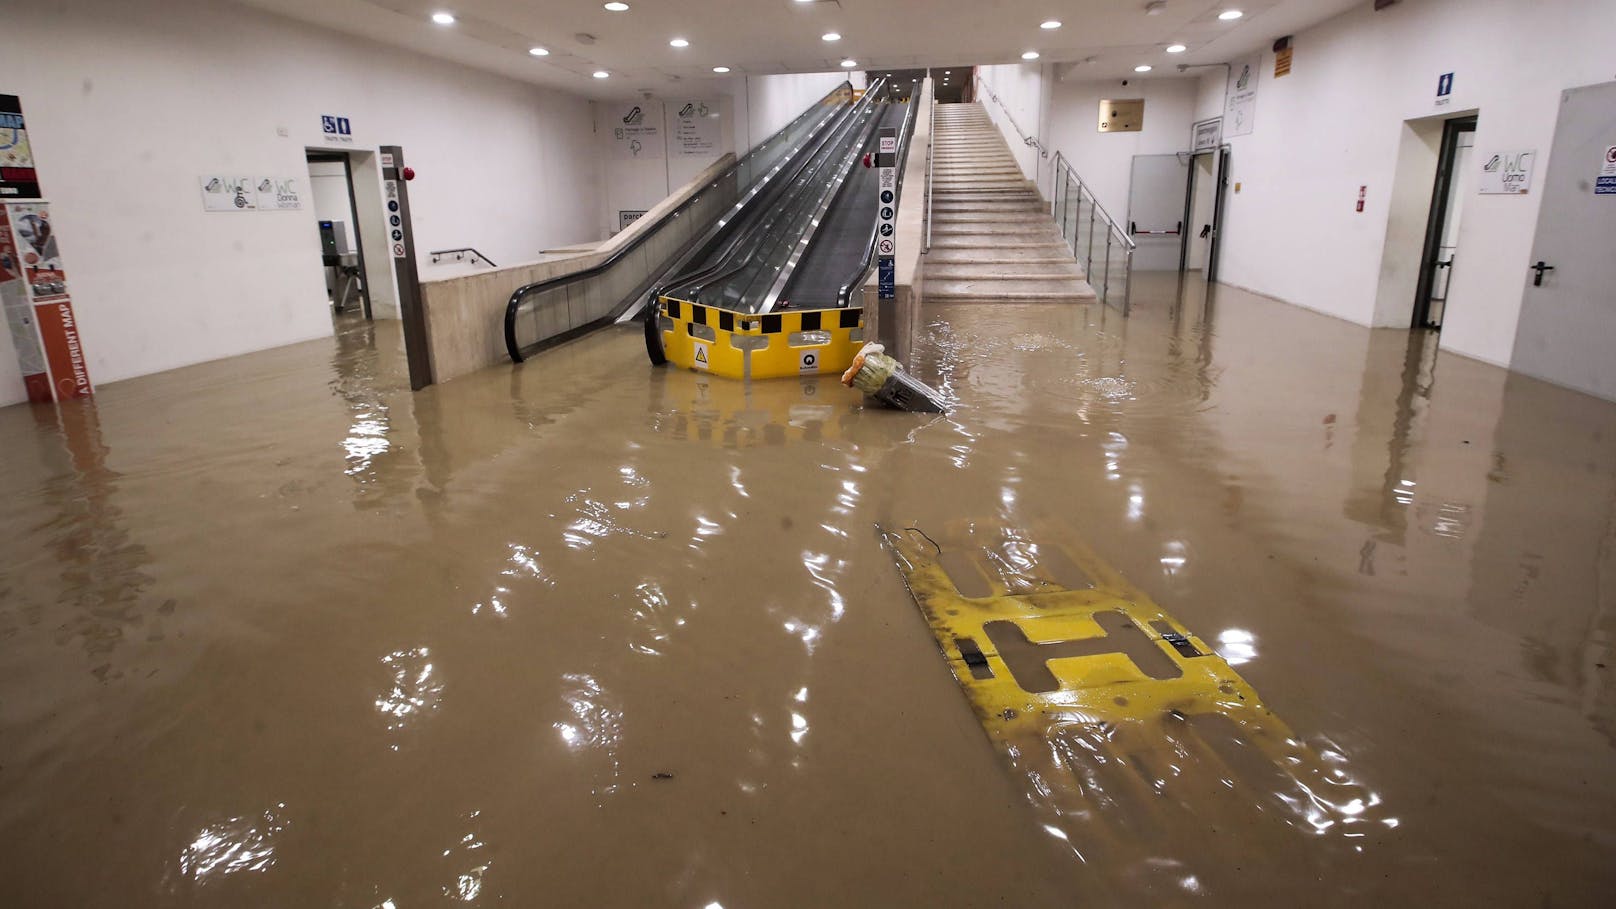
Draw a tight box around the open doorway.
[1182,146,1229,284]
[306,152,372,321]
[1412,116,1476,329]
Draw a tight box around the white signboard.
[384,180,406,256]
[199,175,258,211]
[1225,54,1260,137]
[671,100,722,158]
[1479,149,1535,195]
[612,102,664,159]
[254,176,302,210]
[1191,117,1222,153]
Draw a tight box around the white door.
[1510,81,1616,401]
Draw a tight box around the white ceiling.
[237,0,1367,98]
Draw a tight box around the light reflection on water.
[376,646,443,743]
[177,803,288,884]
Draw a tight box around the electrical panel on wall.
[1098,99,1145,133]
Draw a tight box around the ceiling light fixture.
[603,2,629,11]
[430,11,455,25]
[669,37,688,47]
[1135,64,1153,72]
[822,32,841,42]
[593,70,610,78]
[1041,20,1062,29]
[529,46,549,56]
[841,59,857,67]
[1021,50,1040,60]
[712,65,730,73]
[1166,43,1187,53]
[1219,9,1244,20]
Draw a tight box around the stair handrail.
[1051,150,1135,314]
[973,74,1047,159]
[429,247,497,267]
[924,75,935,253]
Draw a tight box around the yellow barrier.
[655,296,864,380]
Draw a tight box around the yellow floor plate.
[880,525,1390,878]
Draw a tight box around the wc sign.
[1479,149,1536,195]
[321,115,353,144]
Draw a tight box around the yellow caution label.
[879,525,1390,879]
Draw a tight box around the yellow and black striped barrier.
[654,296,864,380]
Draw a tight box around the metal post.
[380,145,434,391]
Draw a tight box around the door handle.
[1530,260,1555,286]
[1199,224,1211,239]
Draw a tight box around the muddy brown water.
[1,274,1613,906]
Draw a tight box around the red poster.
[3,202,91,401]
[33,297,91,399]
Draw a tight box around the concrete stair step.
[924,261,1087,280]
[925,278,1099,302]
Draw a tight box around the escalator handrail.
[504,80,853,363]
[835,88,919,306]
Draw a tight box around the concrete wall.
[974,63,1052,192]
[1044,77,1202,234]
[0,0,599,407]
[1184,0,1616,368]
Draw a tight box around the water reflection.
[376,646,443,744]
[176,803,288,884]
[554,673,623,800]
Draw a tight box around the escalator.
[645,77,917,378]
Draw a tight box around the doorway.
[1510,81,1616,402]
[306,152,372,320]
[1412,116,1477,329]
[1182,147,1229,284]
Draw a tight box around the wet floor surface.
[1,277,1613,906]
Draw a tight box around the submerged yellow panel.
[879,525,1391,885]
[657,297,863,381]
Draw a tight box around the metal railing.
[1051,151,1135,314]
[973,75,1048,160]
[924,76,935,253]
[429,247,497,267]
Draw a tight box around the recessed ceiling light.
[1021,50,1040,60]
[712,65,730,73]
[1135,64,1153,72]
[603,2,629,11]
[841,59,857,67]
[1219,9,1244,20]
[822,32,841,42]
[1166,44,1187,53]
[1040,20,1062,29]
[669,37,688,47]
[529,46,549,56]
[430,11,455,25]
[593,70,609,78]
[944,70,951,74]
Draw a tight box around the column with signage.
[379,146,434,391]
[875,126,898,347]
[1,93,93,404]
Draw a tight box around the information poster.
[671,100,722,158]
[1225,53,1261,137]
[3,202,91,400]
[199,175,258,211]
[0,203,50,402]
[0,94,41,200]
[611,102,664,159]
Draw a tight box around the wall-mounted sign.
[1274,46,1293,78]
[0,95,41,199]
[611,102,663,159]
[1479,149,1535,195]
[254,176,303,210]
[618,210,646,231]
[1098,99,1144,133]
[1597,145,1616,196]
[199,175,258,211]
[1435,72,1455,108]
[322,115,354,144]
[671,100,722,158]
[1225,54,1260,136]
[1191,117,1222,152]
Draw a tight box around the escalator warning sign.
[693,342,710,369]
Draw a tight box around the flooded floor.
[1,276,1613,906]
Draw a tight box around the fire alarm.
[402,166,416,181]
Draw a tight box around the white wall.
[590,70,852,242]
[974,63,1051,192]
[1184,0,1616,368]
[1044,76,1201,232]
[0,0,599,406]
